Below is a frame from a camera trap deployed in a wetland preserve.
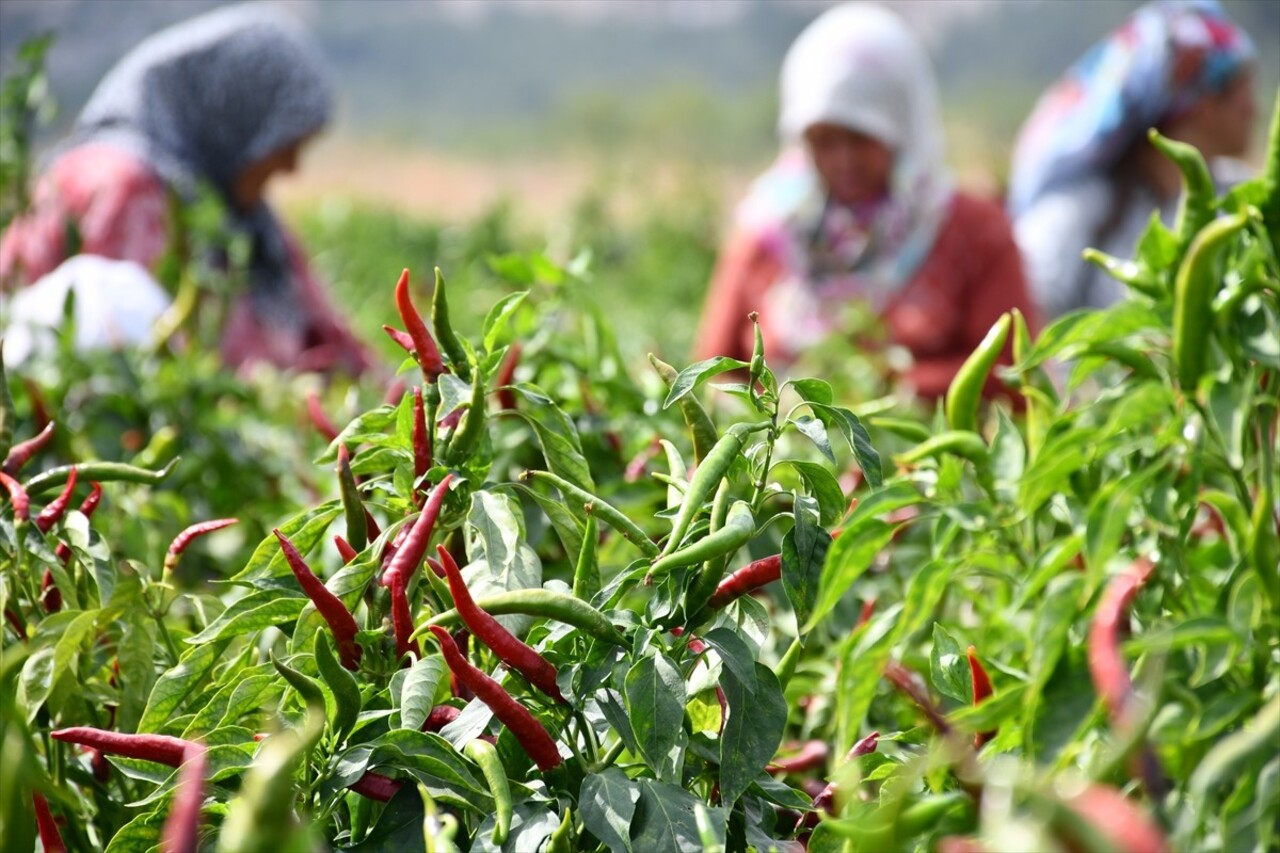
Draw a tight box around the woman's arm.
[693,228,780,364]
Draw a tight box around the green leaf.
[507,394,595,492]
[793,415,835,463]
[51,609,98,685]
[720,661,786,808]
[781,497,830,631]
[315,632,361,743]
[776,460,846,527]
[631,779,717,853]
[806,403,883,488]
[482,291,530,352]
[929,623,971,704]
[809,519,896,631]
[509,482,584,562]
[230,503,342,584]
[625,653,686,780]
[185,591,306,645]
[138,641,230,734]
[665,357,750,409]
[399,655,447,732]
[702,627,758,691]
[581,768,641,853]
[364,730,490,804]
[103,805,166,853]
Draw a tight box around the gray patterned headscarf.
[57,3,334,324]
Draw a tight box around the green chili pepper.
[546,807,574,853]
[269,653,326,714]
[1011,308,1056,462]
[419,588,624,645]
[431,267,472,382]
[1172,211,1250,392]
[661,422,766,558]
[894,431,991,467]
[1149,129,1217,260]
[444,353,487,465]
[24,458,179,495]
[1247,480,1279,610]
[649,354,718,465]
[523,469,659,557]
[748,311,765,389]
[866,416,932,444]
[1081,248,1163,299]
[572,506,600,601]
[464,739,512,845]
[336,446,367,552]
[649,500,755,581]
[944,313,1010,434]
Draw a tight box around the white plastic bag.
[0,255,172,365]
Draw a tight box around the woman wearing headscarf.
[694,2,1037,400]
[0,4,372,375]
[1009,0,1257,321]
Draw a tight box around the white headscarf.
[738,2,953,357]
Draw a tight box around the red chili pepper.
[438,407,464,431]
[382,325,417,355]
[91,747,111,782]
[160,742,207,853]
[449,629,474,701]
[883,660,952,735]
[41,569,61,613]
[856,597,877,628]
[3,421,55,476]
[22,378,52,432]
[412,386,431,495]
[670,627,706,655]
[4,607,25,637]
[390,575,419,664]
[274,529,362,671]
[767,740,829,775]
[349,769,403,802]
[811,731,879,814]
[394,269,446,383]
[164,518,238,571]
[708,554,782,610]
[437,545,565,703]
[495,342,522,411]
[51,727,192,766]
[334,535,358,565]
[0,471,30,521]
[1065,783,1171,853]
[967,646,996,748]
[421,704,461,732]
[33,792,66,853]
[381,473,454,589]
[305,392,340,443]
[428,626,562,770]
[1088,558,1155,723]
[34,466,77,533]
[54,482,102,564]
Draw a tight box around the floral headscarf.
[52,3,334,326]
[736,3,953,357]
[1008,0,1255,217]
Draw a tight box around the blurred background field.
[3,0,1278,364]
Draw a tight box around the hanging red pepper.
[164,518,239,572]
[390,574,420,664]
[767,740,829,775]
[811,731,879,814]
[381,473,454,589]
[1088,558,1155,724]
[54,482,102,564]
[274,530,362,671]
[51,727,193,766]
[437,545,565,704]
[159,742,207,853]
[3,421,55,476]
[305,392,340,443]
[349,769,402,802]
[421,704,461,732]
[966,646,996,748]
[34,466,77,533]
[708,554,782,610]
[428,626,562,771]
[412,386,431,498]
[495,343,522,411]
[394,268,446,383]
[33,792,66,853]
[334,535,358,565]
[0,470,30,521]
[41,570,61,613]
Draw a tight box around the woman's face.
[233,134,315,210]
[1202,67,1257,159]
[803,123,894,206]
